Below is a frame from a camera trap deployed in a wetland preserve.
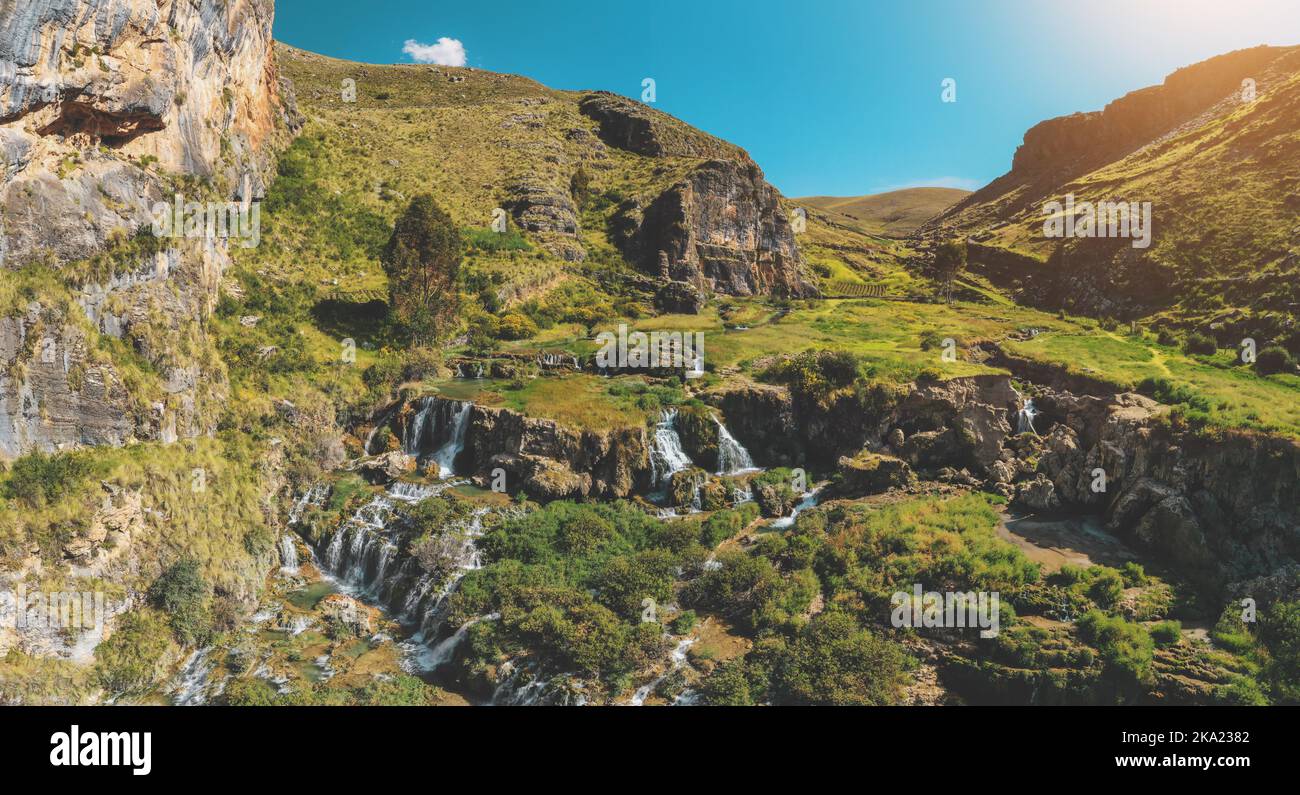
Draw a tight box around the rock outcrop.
[615,159,816,297]
[0,0,295,458]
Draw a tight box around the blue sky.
[274,0,1300,197]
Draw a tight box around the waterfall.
[771,485,824,529]
[713,415,756,474]
[279,534,300,574]
[364,404,401,455]
[412,612,500,672]
[171,648,225,706]
[650,409,693,489]
[431,401,471,478]
[288,483,329,526]
[731,483,755,506]
[312,479,508,679]
[628,637,696,706]
[1017,397,1039,436]
[403,398,437,455]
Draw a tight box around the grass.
[1005,327,1300,436]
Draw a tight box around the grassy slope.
[796,187,971,237]
[932,49,1300,324]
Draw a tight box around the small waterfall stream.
[278,534,300,574]
[713,414,757,474]
[431,401,471,478]
[1017,397,1039,436]
[627,637,696,706]
[399,397,473,477]
[771,485,825,529]
[649,409,694,489]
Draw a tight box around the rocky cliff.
[0,0,295,457]
[711,372,1300,592]
[918,45,1300,328]
[576,91,815,298]
[614,158,817,298]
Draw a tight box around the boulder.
[355,451,417,483]
[835,452,916,496]
[654,281,705,314]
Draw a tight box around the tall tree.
[382,195,461,344]
[933,238,967,305]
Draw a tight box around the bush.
[1182,332,1217,356]
[670,610,697,635]
[769,611,908,705]
[495,312,538,340]
[2,451,95,508]
[1120,561,1148,587]
[1076,610,1154,687]
[148,557,213,646]
[1086,568,1125,608]
[1150,620,1182,647]
[94,609,176,696]
[1255,345,1296,376]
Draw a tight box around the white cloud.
[402,37,467,67]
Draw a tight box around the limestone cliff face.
[0,0,294,457]
[581,92,816,298]
[464,404,650,500]
[619,159,817,298]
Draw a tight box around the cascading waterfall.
[649,409,694,490]
[771,485,825,529]
[279,534,300,574]
[171,648,225,706]
[628,637,696,706]
[310,479,513,677]
[394,398,472,478]
[403,398,437,455]
[1017,397,1039,436]
[713,414,756,474]
[413,612,501,672]
[288,482,329,526]
[431,401,471,478]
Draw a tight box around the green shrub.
[1076,610,1154,687]
[670,610,697,635]
[1149,620,1182,647]
[94,609,176,696]
[2,451,96,508]
[1182,332,1217,356]
[148,557,213,646]
[1255,345,1296,376]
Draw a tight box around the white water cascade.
[713,414,757,474]
[398,398,473,477]
[628,637,696,706]
[432,401,472,478]
[649,409,694,490]
[772,485,825,529]
[412,612,500,672]
[279,534,300,574]
[1017,397,1039,436]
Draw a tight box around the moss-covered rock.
[834,451,916,496]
